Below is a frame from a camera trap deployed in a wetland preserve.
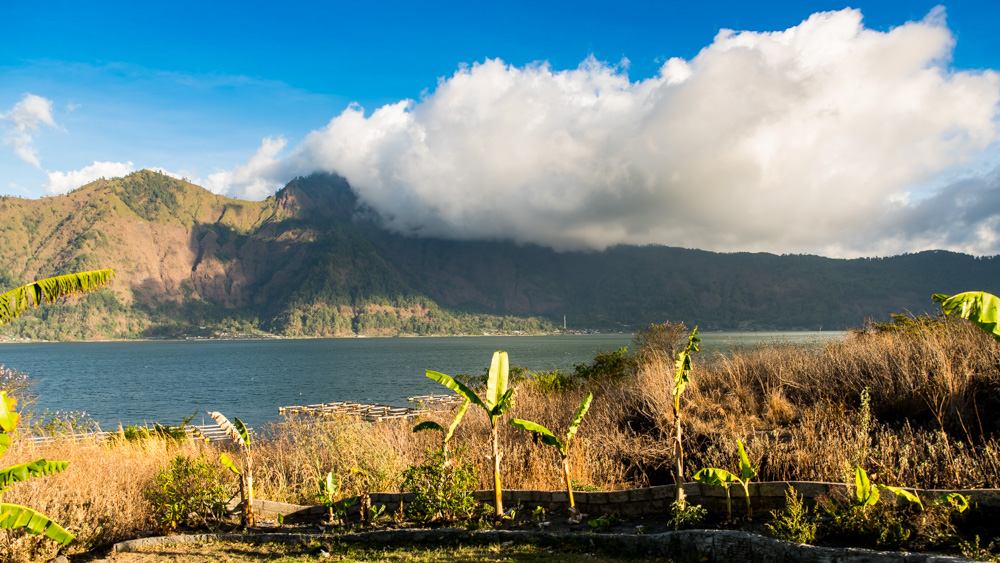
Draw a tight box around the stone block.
[631,487,654,502]
[608,490,630,503]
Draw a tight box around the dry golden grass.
[0,436,209,563]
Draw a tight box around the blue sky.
[3,1,1000,257]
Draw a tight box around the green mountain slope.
[1,170,997,339]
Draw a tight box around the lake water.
[0,332,841,429]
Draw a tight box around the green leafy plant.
[692,439,757,519]
[0,391,74,546]
[368,502,386,524]
[821,467,971,549]
[934,291,1000,341]
[852,466,880,509]
[531,505,546,523]
[587,512,619,529]
[0,269,115,326]
[854,466,969,515]
[145,453,228,532]
[317,471,358,526]
[667,499,706,530]
[401,445,478,523]
[318,471,341,518]
[510,392,593,522]
[960,535,1000,562]
[671,327,700,505]
[765,485,816,544]
[209,411,255,527]
[426,350,514,518]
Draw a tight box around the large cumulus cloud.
[222,8,1000,257]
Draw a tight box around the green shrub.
[401,446,478,523]
[819,492,911,549]
[145,454,229,531]
[667,500,706,530]
[766,485,817,544]
[528,368,576,393]
[573,347,635,381]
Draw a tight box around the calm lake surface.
[0,332,842,429]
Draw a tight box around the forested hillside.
[0,170,996,340]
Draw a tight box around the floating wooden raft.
[25,422,230,445]
[279,394,463,423]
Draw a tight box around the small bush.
[528,368,576,394]
[401,446,478,523]
[960,535,1000,562]
[667,501,707,530]
[145,454,229,532]
[766,485,816,544]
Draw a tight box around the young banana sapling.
[692,439,757,519]
[426,351,514,518]
[510,392,594,523]
[209,411,255,527]
[672,327,701,506]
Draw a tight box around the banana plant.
[426,351,514,518]
[672,327,700,505]
[855,466,970,514]
[510,392,593,523]
[0,269,115,327]
[413,398,470,464]
[0,391,74,545]
[933,291,1000,342]
[318,471,356,524]
[208,411,255,527]
[853,466,880,509]
[692,439,757,519]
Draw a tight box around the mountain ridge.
[0,170,996,339]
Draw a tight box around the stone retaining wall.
[248,481,1000,521]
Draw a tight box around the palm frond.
[0,269,115,327]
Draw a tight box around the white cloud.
[216,8,1000,257]
[0,93,58,167]
[202,136,290,199]
[44,161,135,195]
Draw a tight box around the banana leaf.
[934,291,1000,342]
[510,418,564,455]
[877,484,923,507]
[425,370,487,412]
[692,467,737,487]
[0,391,20,434]
[737,440,756,481]
[0,459,70,490]
[485,351,510,411]
[854,467,879,507]
[566,393,593,445]
[0,269,114,327]
[0,503,74,545]
[219,453,240,475]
